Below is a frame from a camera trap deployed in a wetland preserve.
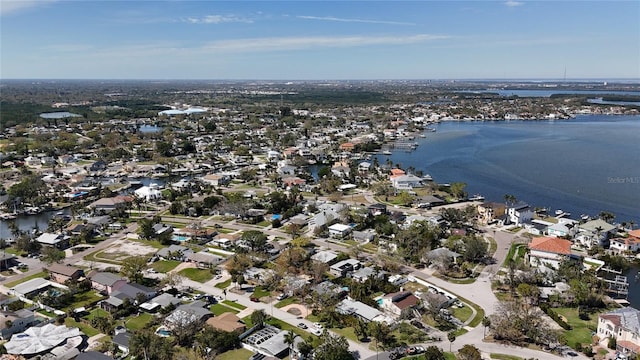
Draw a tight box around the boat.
[382,150,392,155]
[0,213,16,220]
[555,210,564,216]
[469,194,485,201]
[419,134,427,138]
[425,127,437,132]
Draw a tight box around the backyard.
[178,268,214,283]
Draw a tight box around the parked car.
[276,293,287,301]
[297,323,308,329]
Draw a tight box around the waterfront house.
[610,231,640,253]
[576,219,616,248]
[507,202,533,226]
[597,307,640,357]
[88,196,132,214]
[36,233,69,249]
[391,173,425,190]
[527,236,574,269]
[478,202,506,224]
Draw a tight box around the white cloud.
[297,15,415,26]
[203,34,449,52]
[0,0,56,16]
[505,1,524,7]
[184,15,253,24]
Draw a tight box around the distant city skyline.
[1,1,639,80]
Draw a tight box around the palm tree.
[482,316,491,339]
[284,330,297,359]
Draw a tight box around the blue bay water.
[382,114,640,224]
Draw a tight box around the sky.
[1,0,639,80]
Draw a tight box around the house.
[139,293,181,313]
[88,196,132,213]
[244,267,275,285]
[547,222,573,238]
[368,203,387,216]
[157,244,193,261]
[527,236,574,269]
[112,331,131,354]
[507,202,533,226]
[101,282,155,312]
[352,266,385,283]
[390,174,425,190]
[0,309,36,340]
[310,250,339,265]
[134,185,162,201]
[328,223,352,238]
[186,251,224,268]
[312,281,348,300]
[381,291,420,317]
[415,195,445,209]
[330,259,361,277]
[477,202,506,224]
[201,173,231,187]
[89,272,127,295]
[336,298,388,323]
[36,232,69,249]
[597,307,640,357]
[11,278,68,299]
[610,232,640,253]
[576,219,617,248]
[527,219,554,236]
[206,312,246,333]
[46,264,84,284]
[353,229,376,243]
[339,142,355,152]
[165,301,212,329]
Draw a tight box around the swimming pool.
[172,235,189,242]
[155,327,171,337]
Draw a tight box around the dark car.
[250,297,259,302]
[297,323,308,329]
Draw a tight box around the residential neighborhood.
[0,79,638,360]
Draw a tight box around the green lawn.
[275,297,297,308]
[125,312,154,331]
[253,286,271,299]
[65,317,100,337]
[222,300,247,310]
[450,305,473,323]
[242,315,254,329]
[444,353,457,360]
[5,271,48,288]
[178,268,214,283]
[555,307,599,348]
[215,279,232,289]
[217,348,253,360]
[85,308,110,321]
[151,260,181,273]
[64,291,105,311]
[266,318,320,346]
[331,327,359,342]
[490,354,523,360]
[211,303,239,315]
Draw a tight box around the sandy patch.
[280,304,311,317]
[99,239,157,262]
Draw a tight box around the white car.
[311,328,322,336]
[313,322,323,330]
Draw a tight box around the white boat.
[469,194,485,201]
[382,150,392,155]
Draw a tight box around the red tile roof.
[629,229,640,239]
[528,236,571,255]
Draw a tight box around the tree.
[462,235,488,263]
[447,331,456,352]
[503,194,517,206]
[424,345,446,360]
[457,344,481,360]
[284,330,297,359]
[450,182,467,199]
[138,218,155,240]
[41,246,65,264]
[241,230,268,253]
[482,316,491,339]
[313,332,353,360]
[251,309,267,328]
[598,211,615,223]
[121,256,147,283]
[161,272,185,289]
[130,329,174,360]
[297,340,314,359]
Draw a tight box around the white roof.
[36,233,62,245]
[328,223,351,232]
[4,324,82,355]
